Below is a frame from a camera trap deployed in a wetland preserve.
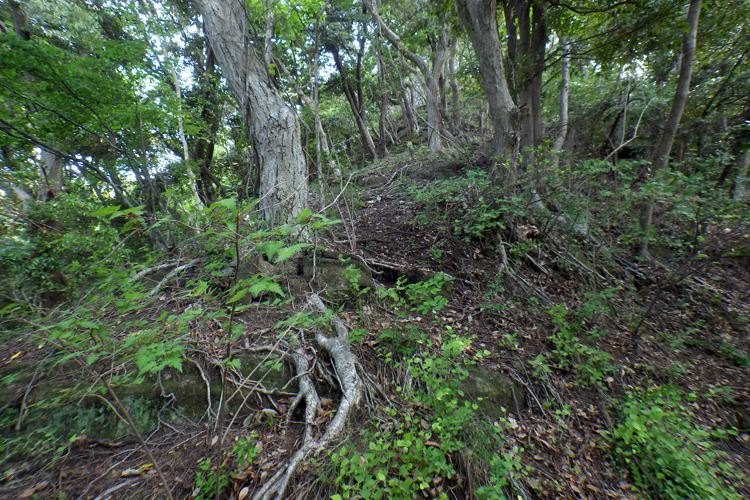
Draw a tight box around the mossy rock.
[299,250,374,300]
[460,366,526,418]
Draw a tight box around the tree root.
[251,293,363,500]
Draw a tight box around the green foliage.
[376,273,453,319]
[405,169,523,239]
[606,385,741,500]
[375,273,453,359]
[531,304,614,387]
[0,197,336,473]
[192,457,229,500]
[232,431,260,467]
[0,193,129,303]
[331,325,520,499]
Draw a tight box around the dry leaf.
[121,468,142,477]
[238,486,250,500]
[18,488,36,498]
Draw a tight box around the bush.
[606,385,741,500]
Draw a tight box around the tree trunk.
[376,42,389,157]
[638,0,701,256]
[530,0,547,148]
[448,34,462,135]
[505,0,546,170]
[194,46,221,206]
[427,25,449,152]
[455,0,520,173]
[732,149,750,201]
[328,43,378,159]
[552,38,570,169]
[191,0,307,225]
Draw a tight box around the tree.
[190,0,308,225]
[363,0,450,153]
[638,0,702,256]
[503,0,547,169]
[455,0,521,175]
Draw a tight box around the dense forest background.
[1,0,749,499]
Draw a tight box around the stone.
[299,250,374,300]
[460,365,526,418]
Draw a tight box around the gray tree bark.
[638,0,701,256]
[732,149,750,201]
[448,34,462,135]
[552,38,570,169]
[455,0,520,174]
[191,0,307,225]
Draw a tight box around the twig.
[104,380,175,500]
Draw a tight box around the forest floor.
[1,152,750,499]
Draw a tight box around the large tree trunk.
[638,0,701,256]
[191,0,307,225]
[504,0,547,170]
[455,0,520,173]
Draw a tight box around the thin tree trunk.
[448,34,461,135]
[263,0,274,69]
[192,0,307,225]
[172,66,204,209]
[194,45,221,205]
[376,40,389,157]
[638,0,701,257]
[530,0,547,149]
[328,43,378,159]
[552,38,570,169]
[732,149,750,201]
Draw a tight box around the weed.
[606,385,741,500]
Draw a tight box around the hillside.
[2,149,749,500]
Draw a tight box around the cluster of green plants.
[329,274,525,499]
[192,432,260,500]
[0,197,336,493]
[403,169,526,240]
[0,191,131,304]
[606,385,741,500]
[330,331,523,500]
[374,273,452,359]
[529,303,614,387]
[570,158,750,256]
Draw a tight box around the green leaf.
[257,240,284,261]
[293,208,313,223]
[227,288,249,303]
[275,243,311,262]
[191,281,209,296]
[249,279,284,296]
[91,205,120,217]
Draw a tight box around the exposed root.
[251,293,363,500]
